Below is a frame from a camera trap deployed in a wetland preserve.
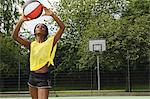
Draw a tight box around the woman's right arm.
[11,15,31,49]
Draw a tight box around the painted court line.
[1,96,150,99]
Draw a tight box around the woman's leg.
[38,88,49,99]
[29,86,38,99]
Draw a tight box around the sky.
[20,0,60,35]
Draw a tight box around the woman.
[12,6,65,99]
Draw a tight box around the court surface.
[1,96,150,99]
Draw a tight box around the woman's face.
[34,23,47,36]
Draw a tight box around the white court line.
[1,96,150,99]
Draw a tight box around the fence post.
[126,50,131,92]
[18,46,21,93]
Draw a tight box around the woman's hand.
[19,14,31,22]
[42,6,54,16]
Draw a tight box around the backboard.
[89,39,106,52]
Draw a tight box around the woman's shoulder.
[47,35,55,41]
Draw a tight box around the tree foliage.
[0,0,21,34]
[0,0,149,75]
[0,0,28,77]
[57,0,150,72]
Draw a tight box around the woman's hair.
[34,23,49,38]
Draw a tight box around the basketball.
[23,0,43,19]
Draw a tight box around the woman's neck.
[35,35,45,43]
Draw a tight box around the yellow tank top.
[30,36,57,71]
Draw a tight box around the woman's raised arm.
[42,6,65,46]
[11,15,31,49]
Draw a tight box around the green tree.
[78,0,150,71]
[0,0,28,77]
[121,0,150,70]
[0,33,18,76]
[0,0,21,34]
[57,0,150,72]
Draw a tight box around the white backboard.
[89,39,106,52]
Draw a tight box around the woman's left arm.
[51,14,65,46]
[43,6,65,46]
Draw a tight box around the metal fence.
[0,66,149,92]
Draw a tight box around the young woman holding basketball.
[12,6,65,99]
